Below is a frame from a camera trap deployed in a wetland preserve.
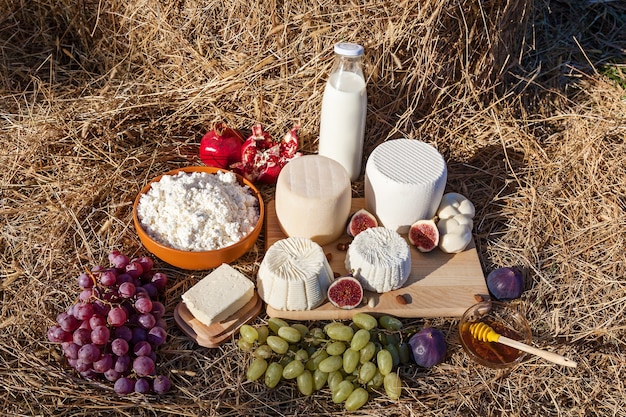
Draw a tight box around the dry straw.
[1,0,625,415]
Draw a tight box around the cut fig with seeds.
[346,209,378,237]
[327,276,363,310]
[408,219,439,252]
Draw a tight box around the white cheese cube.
[182,263,255,325]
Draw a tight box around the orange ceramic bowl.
[133,166,264,270]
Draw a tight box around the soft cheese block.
[365,139,447,234]
[257,237,334,311]
[181,263,254,325]
[275,154,351,246]
[345,227,411,293]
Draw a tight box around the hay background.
[1,0,625,416]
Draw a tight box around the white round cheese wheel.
[257,237,334,311]
[345,227,411,293]
[365,139,447,233]
[275,154,351,245]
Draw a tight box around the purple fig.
[486,267,524,301]
[408,327,446,368]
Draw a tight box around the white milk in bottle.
[318,43,367,181]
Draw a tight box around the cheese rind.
[365,139,447,234]
[275,155,351,246]
[257,237,334,311]
[345,227,411,293]
[181,263,254,325]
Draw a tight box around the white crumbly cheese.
[137,170,259,251]
[345,227,411,293]
[275,155,351,246]
[181,263,255,325]
[257,237,334,311]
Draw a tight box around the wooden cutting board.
[174,294,262,348]
[265,198,488,320]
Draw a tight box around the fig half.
[346,209,378,238]
[408,219,439,252]
[327,276,363,309]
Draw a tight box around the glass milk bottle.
[318,43,367,181]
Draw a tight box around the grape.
[246,358,268,381]
[150,272,168,292]
[253,344,273,359]
[383,373,402,400]
[114,326,132,342]
[75,359,91,373]
[107,307,127,327]
[109,251,130,269]
[133,341,152,357]
[79,288,94,302]
[308,327,325,345]
[62,342,80,360]
[147,326,167,346]
[78,319,91,330]
[350,329,370,351]
[264,362,283,388]
[104,368,121,382]
[294,349,309,362]
[296,370,314,395]
[74,303,94,321]
[142,283,158,298]
[359,341,376,364]
[266,336,289,354]
[133,356,155,377]
[57,313,80,332]
[277,326,301,343]
[134,297,153,314]
[332,380,354,403]
[398,342,411,365]
[114,377,135,395]
[78,343,100,363]
[305,350,329,371]
[125,261,143,278]
[114,355,132,373]
[92,300,110,316]
[358,361,377,384]
[93,353,113,373]
[318,355,343,373]
[267,317,289,334]
[379,315,403,331]
[313,368,328,391]
[72,328,92,346]
[325,324,353,342]
[367,370,384,390]
[131,327,147,344]
[326,341,346,356]
[137,313,156,329]
[345,387,369,411]
[327,370,343,392]
[135,256,153,273]
[377,349,393,376]
[385,343,401,368]
[153,375,172,394]
[134,377,151,394]
[292,323,309,338]
[282,360,305,380]
[352,313,378,330]
[100,270,117,287]
[237,338,254,352]
[118,282,136,299]
[342,348,360,374]
[89,314,106,329]
[77,272,93,288]
[91,325,110,345]
[239,324,259,344]
[151,301,165,319]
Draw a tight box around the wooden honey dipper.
[469,322,577,368]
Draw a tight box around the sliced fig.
[346,209,378,237]
[408,219,439,252]
[327,276,363,310]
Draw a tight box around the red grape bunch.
[47,250,172,395]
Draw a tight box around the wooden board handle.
[498,335,577,368]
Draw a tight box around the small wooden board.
[174,294,262,348]
[265,198,488,320]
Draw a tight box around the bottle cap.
[334,43,364,57]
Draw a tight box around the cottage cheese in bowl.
[137,170,260,252]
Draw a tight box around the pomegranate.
[199,122,244,169]
[233,124,300,184]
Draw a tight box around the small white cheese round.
[345,227,411,293]
[365,139,447,233]
[257,237,334,311]
[275,155,351,246]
